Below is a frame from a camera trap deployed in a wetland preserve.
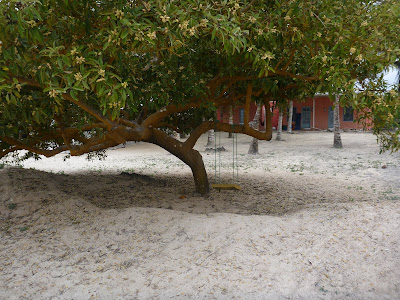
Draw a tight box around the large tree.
[1,0,399,195]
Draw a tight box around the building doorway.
[301,107,311,128]
[328,106,333,129]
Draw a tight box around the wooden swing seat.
[211,184,241,191]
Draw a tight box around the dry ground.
[1,131,400,299]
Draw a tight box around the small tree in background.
[287,100,293,134]
[333,94,343,148]
[248,103,262,154]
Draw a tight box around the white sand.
[1,131,399,299]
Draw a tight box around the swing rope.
[212,122,240,190]
[214,122,221,185]
[232,123,235,184]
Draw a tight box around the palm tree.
[248,104,262,154]
[333,94,343,148]
[287,100,293,134]
[206,129,215,147]
[276,111,284,141]
[228,106,233,138]
[395,61,400,92]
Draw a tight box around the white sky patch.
[383,66,398,88]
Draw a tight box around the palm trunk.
[248,104,262,154]
[276,111,283,141]
[333,94,343,148]
[287,100,293,134]
[206,129,215,147]
[228,106,233,138]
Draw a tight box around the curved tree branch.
[12,76,114,129]
[142,102,201,128]
[61,93,114,129]
[1,136,68,157]
[184,97,272,149]
[0,146,21,159]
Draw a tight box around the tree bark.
[228,106,233,138]
[333,94,343,148]
[149,129,210,196]
[276,111,283,141]
[248,104,262,154]
[287,100,293,134]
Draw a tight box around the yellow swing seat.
[211,184,241,190]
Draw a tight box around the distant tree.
[287,100,293,134]
[333,94,343,148]
[228,106,233,138]
[206,129,215,147]
[276,111,284,141]
[248,103,262,154]
[395,61,400,92]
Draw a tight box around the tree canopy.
[1,0,399,195]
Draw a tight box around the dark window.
[239,109,245,124]
[343,107,354,122]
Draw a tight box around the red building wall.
[281,95,368,130]
[217,95,371,131]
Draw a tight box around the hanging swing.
[211,123,241,191]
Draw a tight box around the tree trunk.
[248,104,262,154]
[206,129,215,147]
[276,111,283,141]
[287,100,293,134]
[333,94,343,148]
[187,149,210,196]
[149,129,210,196]
[228,106,233,138]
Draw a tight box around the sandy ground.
[1,131,400,299]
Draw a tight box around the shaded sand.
[1,131,400,299]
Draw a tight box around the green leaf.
[71,85,84,91]
[120,19,131,26]
[69,89,79,101]
[82,80,89,90]
[57,57,63,69]
[30,7,43,21]
[212,27,217,40]
[121,30,130,39]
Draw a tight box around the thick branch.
[207,75,254,98]
[117,117,138,128]
[212,88,264,108]
[13,76,114,128]
[61,94,113,129]
[14,76,41,88]
[281,49,297,72]
[142,102,200,127]
[272,70,319,81]
[1,136,68,157]
[184,107,272,149]
[0,146,20,159]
